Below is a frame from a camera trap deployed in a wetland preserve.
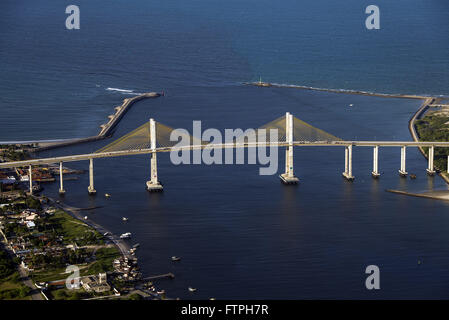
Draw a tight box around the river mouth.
[27,85,449,299]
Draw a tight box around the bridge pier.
[399,146,408,177]
[280,112,299,185]
[28,165,33,195]
[88,158,96,195]
[426,146,436,176]
[146,118,163,192]
[372,146,380,178]
[59,162,66,195]
[342,145,354,181]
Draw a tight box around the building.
[26,221,35,229]
[80,274,111,293]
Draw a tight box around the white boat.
[84,216,88,220]
[122,217,128,222]
[188,287,197,292]
[349,104,354,107]
[105,193,111,198]
[171,256,181,262]
[120,232,132,239]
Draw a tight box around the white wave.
[106,87,134,93]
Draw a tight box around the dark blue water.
[2,0,449,299]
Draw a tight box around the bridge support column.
[342,145,354,181]
[28,165,33,195]
[146,118,163,192]
[427,146,436,176]
[372,146,380,178]
[88,158,96,195]
[399,146,408,177]
[280,112,299,185]
[59,162,65,195]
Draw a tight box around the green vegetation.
[415,114,449,172]
[49,287,92,300]
[0,145,30,161]
[32,266,73,283]
[0,248,16,280]
[85,247,120,274]
[45,210,104,245]
[0,248,30,300]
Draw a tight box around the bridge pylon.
[280,112,299,185]
[146,118,163,192]
[342,145,355,181]
[88,158,96,195]
[399,146,408,177]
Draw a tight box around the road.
[17,265,44,300]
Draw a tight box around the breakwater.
[247,81,432,100]
[32,92,161,152]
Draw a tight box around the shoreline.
[47,197,132,260]
[249,81,449,185]
[387,189,449,201]
[407,97,449,185]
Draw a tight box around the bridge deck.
[1,141,449,169]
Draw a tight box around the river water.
[1,0,449,299]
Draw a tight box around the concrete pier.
[88,158,96,195]
[58,162,66,195]
[399,146,408,177]
[28,165,33,195]
[372,145,380,178]
[342,145,354,181]
[427,146,436,176]
[146,118,163,192]
[280,112,299,184]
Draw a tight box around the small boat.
[122,217,128,222]
[157,290,165,295]
[84,216,88,220]
[103,232,110,236]
[410,174,417,179]
[120,232,132,239]
[349,104,354,107]
[105,193,111,198]
[171,256,181,262]
[188,287,197,292]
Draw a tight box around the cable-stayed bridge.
[0,112,448,194]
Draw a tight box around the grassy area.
[85,247,120,275]
[31,266,72,283]
[48,287,92,300]
[415,113,449,171]
[45,210,104,245]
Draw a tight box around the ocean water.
[1,0,449,299]
[1,0,449,140]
